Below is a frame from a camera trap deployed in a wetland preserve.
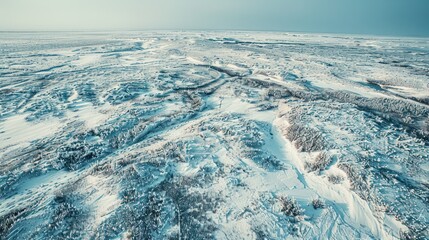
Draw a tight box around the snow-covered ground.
[0,31,428,239]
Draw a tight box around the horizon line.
[1,28,428,39]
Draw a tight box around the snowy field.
[0,32,428,239]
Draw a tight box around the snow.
[0,114,61,149]
[0,31,428,239]
[74,54,101,66]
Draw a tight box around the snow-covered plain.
[0,32,428,239]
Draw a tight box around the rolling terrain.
[0,32,428,239]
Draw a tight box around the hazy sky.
[1,0,428,36]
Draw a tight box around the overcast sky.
[1,0,428,36]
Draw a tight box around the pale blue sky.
[1,0,428,36]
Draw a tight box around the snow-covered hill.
[0,32,428,239]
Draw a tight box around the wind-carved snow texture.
[0,32,428,239]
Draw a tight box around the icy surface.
[0,32,428,239]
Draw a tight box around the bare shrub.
[311,198,326,209]
[305,152,332,173]
[399,228,429,240]
[326,90,429,117]
[328,174,344,184]
[0,208,26,238]
[286,124,327,152]
[279,197,304,219]
[337,163,372,201]
[400,229,416,240]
